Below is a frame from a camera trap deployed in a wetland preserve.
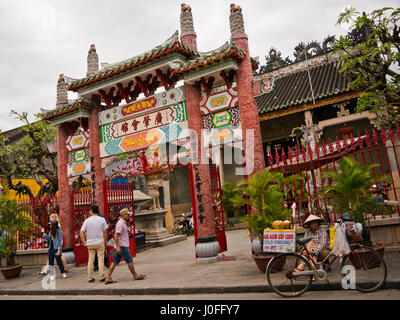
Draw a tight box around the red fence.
[267,127,400,226]
[16,194,58,251]
[71,188,92,266]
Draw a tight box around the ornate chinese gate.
[103,150,227,257]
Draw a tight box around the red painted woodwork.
[184,83,217,240]
[90,95,106,213]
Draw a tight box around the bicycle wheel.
[340,244,387,293]
[266,252,313,298]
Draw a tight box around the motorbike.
[173,211,194,236]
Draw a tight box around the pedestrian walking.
[39,213,68,276]
[79,204,109,282]
[104,208,146,284]
[42,220,68,280]
[94,212,111,271]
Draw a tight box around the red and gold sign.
[119,130,163,152]
[121,97,157,117]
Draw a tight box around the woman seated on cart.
[295,215,330,271]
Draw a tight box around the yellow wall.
[0,178,48,200]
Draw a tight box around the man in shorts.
[104,208,146,284]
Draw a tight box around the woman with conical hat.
[295,214,330,271]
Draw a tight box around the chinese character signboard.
[263,229,296,253]
[199,87,238,115]
[202,106,242,146]
[67,148,91,178]
[98,86,185,126]
[66,131,90,151]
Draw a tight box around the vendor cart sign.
[98,86,185,125]
[263,229,296,253]
[66,131,90,151]
[100,102,187,142]
[199,87,238,115]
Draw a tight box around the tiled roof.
[68,31,197,91]
[256,60,351,115]
[42,100,95,121]
[172,42,246,75]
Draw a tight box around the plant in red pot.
[0,198,31,279]
[322,157,389,263]
[233,169,299,273]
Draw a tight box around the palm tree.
[0,198,32,267]
[234,169,293,245]
[322,156,389,243]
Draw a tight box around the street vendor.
[295,214,330,271]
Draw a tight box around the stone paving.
[0,229,399,295]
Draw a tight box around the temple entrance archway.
[102,153,227,259]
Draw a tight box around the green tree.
[322,157,389,234]
[0,111,58,199]
[234,169,293,245]
[333,7,400,127]
[0,198,32,266]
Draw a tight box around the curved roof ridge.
[197,42,230,57]
[69,30,195,91]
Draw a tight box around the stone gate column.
[185,83,220,263]
[230,4,265,174]
[180,4,220,262]
[89,94,105,215]
[56,74,73,247]
[180,3,197,52]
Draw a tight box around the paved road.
[1,229,399,297]
[1,289,399,300]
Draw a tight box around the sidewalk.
[0,229,399,296]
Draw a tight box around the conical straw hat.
[303,214,324,226]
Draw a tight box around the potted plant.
[222,182,240,227]
[0,198,31,279]
[322,156,389,260]
[233,168,294,272]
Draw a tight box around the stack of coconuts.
[272,220,292,229]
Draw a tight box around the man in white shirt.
[80,204,108,283]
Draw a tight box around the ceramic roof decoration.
[42,100,95,122]
[172,42,249,75]
[255,60,351,115]
[68,31,197,92]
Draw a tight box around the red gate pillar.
[230,4,265,174]
[56,75,73,247]
[89,94,106,215]
[180,4,221,262]
[185,83,221,262]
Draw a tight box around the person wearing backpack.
[42,220,68,280]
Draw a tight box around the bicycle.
[266,221,387,298]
